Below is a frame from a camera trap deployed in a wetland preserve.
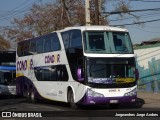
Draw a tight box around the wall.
[134,45,160,93]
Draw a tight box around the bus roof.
[18,26,128,43]
[58,26,128,32]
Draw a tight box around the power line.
[132,26,160,33]
[0,0,40,21]
[102,8,160,16]
[109,11,160,22]
[0,0,29,18]
[131,0,160,2]
[111,18,160,26]
[0,11,26,12]
[141,25,160,28]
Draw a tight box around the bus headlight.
[87,89,104,97]
[124,88,137,96]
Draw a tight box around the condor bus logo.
[17,59,33,71]
[45,54,60,64]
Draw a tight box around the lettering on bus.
[45,54,60,64]
[17,59,33,71]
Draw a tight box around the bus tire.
[26,90,30,102]
[23,86,28,97]
[28,88,37,103]
[67,90,78,109]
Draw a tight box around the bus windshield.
[87,58,136,86]
[84,31,133,54]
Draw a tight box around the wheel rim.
[31,91,34,101]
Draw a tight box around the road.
[0,93,160,120]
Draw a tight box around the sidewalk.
[137,92,160,108]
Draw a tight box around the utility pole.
[99,0,102,24]
[85,0,91,26]
[95,0,99,25]
[61,0,71,25]
[99,0,102,13]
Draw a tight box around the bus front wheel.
[27,88,37,103]
[67,90,78,109]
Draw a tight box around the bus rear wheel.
[67,90,78,109]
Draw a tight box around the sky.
[0,0,160,44]
[106,0,160,44]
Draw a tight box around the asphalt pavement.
[137,91,160,108]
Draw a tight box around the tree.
[4,0,138,42]
[102,0,140,25]
[0,35,11,50]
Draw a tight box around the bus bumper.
[78,94,137,106]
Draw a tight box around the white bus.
[16,26,138,108]
[0,51,16,95]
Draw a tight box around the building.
[134,39,160,93]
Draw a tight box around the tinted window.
[61,31,69,49]
[35,68,43,81]
[37,39,44,53]
[50,66,57,81]
[44,37,51,52]
[23,42,30,56]
[84,31,133,54]
[87,58,135,85]
[18,33,61,56]
[57,65,68,81]
[29,41,37,55]
[43,67,53,81]
[70,30,82,48]
[112,32,133,53]
[51,33,61,51]
[35,65,68,81]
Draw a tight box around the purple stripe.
[78,93,137,105]
[16,76,43,99]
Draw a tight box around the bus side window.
[61,31,69,49]
[29,41,37,55]
[35,68,43,81]
[35,66,57,81]
[69,30,82,48]
[23,42,30,56]
[37,38,44,54]
[57,65,68,81]
[61,65,68,81]
[50,66,57,81]
[51,33,61,51]
[42,69,49,81]
[44,37,51,52]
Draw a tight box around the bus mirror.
[135,68,139,81]
[77,68,84,82]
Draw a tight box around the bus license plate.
[110,100,118,103]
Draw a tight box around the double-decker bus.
[0,51,16,95]
[16,26,138,108]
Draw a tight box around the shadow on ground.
[135,97,145,108]
[0,95,145,110]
